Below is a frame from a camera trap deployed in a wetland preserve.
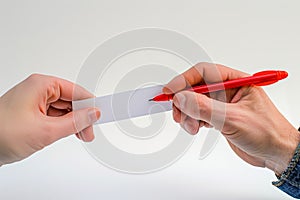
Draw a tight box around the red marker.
[149,70,288,102]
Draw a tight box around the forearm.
[265,127,300,175]
[271,127,300,199]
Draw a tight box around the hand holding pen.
[162,62,300,175]
[150,70,288,101]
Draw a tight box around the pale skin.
[163,62,300,175]
[0,74,100,166]
[0,65,299,176]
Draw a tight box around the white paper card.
[72,85,172,124]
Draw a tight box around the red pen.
[149,70,288,102]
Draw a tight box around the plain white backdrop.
[0,1,299,199]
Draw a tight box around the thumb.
[47,108,100,142]
[173,91,227,130]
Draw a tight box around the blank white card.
[72,85,173,124]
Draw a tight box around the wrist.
[265,127,300,175]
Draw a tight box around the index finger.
[24,74,94,102]
[51,76,94,101]
[163,62,249,94]
[60,80,94,101]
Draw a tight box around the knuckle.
[71,113,80,133]
[26,74,45,86]
[195,95,210,119]
[28,73,42,80]
[194,62,209,71]
[195,62,207,68]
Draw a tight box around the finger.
[163,73,189,94]
[56,78,94,101]
[175,106,200,135]
[79,126,95,142]
[173,91,227,130]
[27,74,94,102]
[174,105,201,135]
[46,108,100,143]
[173,105,191,125]
[163,63,248,94]
[173,104,183,123]
[50,99,72,110]
[181,116,200,135]
[47,107,69,117]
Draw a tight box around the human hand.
[0,74,100,166]
[163,63,300,175]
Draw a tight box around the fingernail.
[174,93,186,110]
[88,109,100,124]
[162,86,173,94]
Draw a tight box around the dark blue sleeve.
[273,142,300,199]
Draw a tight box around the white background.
[0,0,300,199]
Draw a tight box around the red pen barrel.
[191,70,287,93]
[150,70,288,102]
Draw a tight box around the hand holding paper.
[0,74,100,166]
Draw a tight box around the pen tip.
[148,99,154,101]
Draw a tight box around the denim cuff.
[272,140,300,199]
